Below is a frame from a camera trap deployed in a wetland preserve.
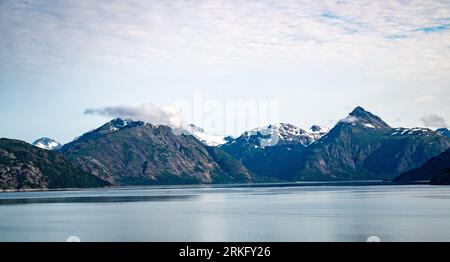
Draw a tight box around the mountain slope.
[0,138,109,190]
[292,107,450,181]
[437,128,450,138]
[430,168,450,185]
[60,119,253,185]
[394,148,450,183]
[32,137,61,150]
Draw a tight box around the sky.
[1,0,449,143]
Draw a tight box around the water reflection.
[0,185,449,242]
[0,195,197,205]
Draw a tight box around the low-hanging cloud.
[84,103,184,127]
[420,114,448,128]
[338,116,359,124]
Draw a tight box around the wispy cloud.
[420,114,448,128]
[1,0,450,76]
[84,103,184,127]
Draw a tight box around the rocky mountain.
[186,124,227,146]
[221,106,450,181]
[0,138,109,190]
[60,119,253,185]
[394,148,450,183]
[291,107,450,181]
[222,123,326,150]
[437,128,450,138]
[32,137,61,150]
[219,123,328,180]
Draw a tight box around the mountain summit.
[70,118,145,144]
[32,137,61,150]
[339,106,391,129]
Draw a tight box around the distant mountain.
[338,106,391,129]
[220,123,328,180]
[0,138,109,190]
[222,123,324,150]
[394,148,450,183]
[221,107,450,181]
[32,137,61,150]
[436,128,450,138]
[60,119,253,185]
[292,107,450,181]
[186,124,227,146]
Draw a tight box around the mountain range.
[221,106,450,181]
[0,106,449,189]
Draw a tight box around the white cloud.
[84,103,184,127]
[420,114,448,127]
[339,115,359,124]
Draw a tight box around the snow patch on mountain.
[436,128,450,138]
[32,137,61,150]
[390,127,434,136]
[309,125,330,140]
[186,124,227,146]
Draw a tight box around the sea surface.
[1,182,449,242]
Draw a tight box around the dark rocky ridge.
[431,168,450,185]
[395,148,450,183]
[0,138,109,190]
[60,119,253,185]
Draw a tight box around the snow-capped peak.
[186,124,227,146]
[338,106,390,129]
[239,123,317,147]
[32,137,61,150]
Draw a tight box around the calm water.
[1,184,450,242]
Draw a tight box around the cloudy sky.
[1,0,449,143]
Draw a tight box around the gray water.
[1,184,450,242]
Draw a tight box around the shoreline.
[0,180,432,194]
